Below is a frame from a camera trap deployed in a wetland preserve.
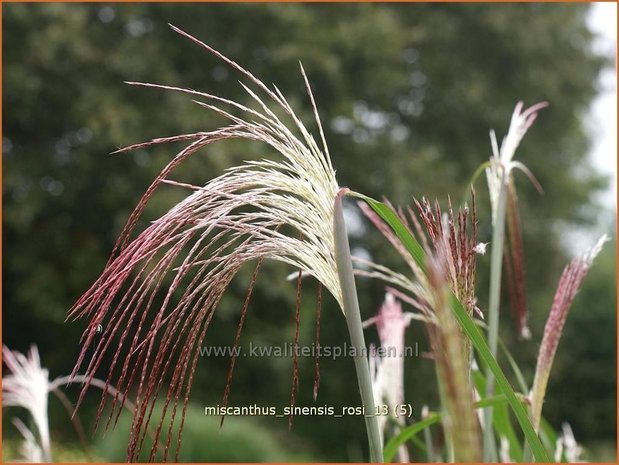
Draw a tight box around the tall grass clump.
[65,25,608,463]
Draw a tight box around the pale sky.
[587,2,617,211]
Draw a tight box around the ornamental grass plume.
[554,422,583,463]
[412,194,481,373]
[3,345,133,463]
[358,192,480,316]
[529,235,608,431]
[3,345,52,462]
[358,193,481,346]
[503,177,530,339]
[485,101,548,222]
[364,292,414,462]
[412,194,480,319]
[482,101,546,459]
[485,101,548,340]
[358,196,483,461]
[424,249,482,463]
[413,198,482,462]
[68,25,382,462]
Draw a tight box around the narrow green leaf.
[385,416,428,455]
[384,414,440,462]
[472,320,529,393]
[384,395,515,463]
[351,193,426,271]
[461,160,492,206]
[409,435,428,456]
[493,394,525,461]
[472,368,524,461]
[540,416,560,459]
[357,195,551,462]
[499,337,529,394]
[448,294,548,461]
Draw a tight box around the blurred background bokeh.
[3,3,616,462]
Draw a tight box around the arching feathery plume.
[66,25,372,462]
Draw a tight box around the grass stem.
[334,189,383,463]
[483,170,508,461]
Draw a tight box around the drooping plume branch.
[68,24,384,462]
[504,177,531,340]
[70,25,340,458]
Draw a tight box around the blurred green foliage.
[95,402,316,462]
[3,403,316,462]
[3,3,615,461]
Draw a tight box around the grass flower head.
[529,234,608,430]
[3,345,52,462]
[67,25,354,461]
[364,292,413,462]
[485,101,547,340]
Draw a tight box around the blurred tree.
[3,3,613,460]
